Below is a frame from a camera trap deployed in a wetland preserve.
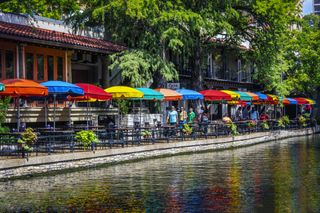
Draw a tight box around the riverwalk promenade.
[0,127,317,180]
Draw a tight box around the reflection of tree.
[228,156,241,213]
[272,146,293,213]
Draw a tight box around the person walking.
[167,106,178,125]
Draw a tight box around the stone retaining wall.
[0,128,316,180]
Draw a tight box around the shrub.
[261,120,270,130]
[226,122,239,136]
[18,128,37,152]
[182,124,193,135]
[75,130,99,150]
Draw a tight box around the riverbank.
[0,127,318,180]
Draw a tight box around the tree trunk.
[192,37,203,90]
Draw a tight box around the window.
[37,54,44,80]
[26,53,34,80]
[5,51,14,79]
[47,55,54,80]
[57,56,63,80]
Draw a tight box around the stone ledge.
[0,128,316,179]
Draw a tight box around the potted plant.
[278,116,290,128]
[182,124,193,135]
[298,115,307,127]
[261,120,270,130]
[75,130,99,151]
[141,130,152,139]
[18,128,37,157]
[226,121,239,136]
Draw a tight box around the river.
[0,135,320,212]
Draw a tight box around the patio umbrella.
[0,79,48,131]
[221,90,240,100]
[233,91,252,101]
[135,88,164,100]
[199,90,232,101]
[155,88,183,101]
[244,92,259,102]
[0,83,5,92]
[176,89,204,100]
[105,86,143,99]
[41,81,84,130]
[75,83,112,128]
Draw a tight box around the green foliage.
[109,50,178,87]
[261,120,270,130]
[75,130,98,150]
[115,100,129,115]
[247,120,257,128]
[226,122,239,136]
[141,130,152,138]
[298,115,307,127]
[182,124,192,135]
[278,116,290,128]
[0,0,80,19]
[18,128,37,152]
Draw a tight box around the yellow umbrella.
[305,98,315,105]
[105,86,144,99]
[221,90,240,100]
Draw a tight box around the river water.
[1,135,320,212]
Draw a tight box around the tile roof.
[0,21,125,53]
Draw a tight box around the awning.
[155,88,182,101]
[105,86,143,99]
[221,90,240,100]
[244,92,259,101]
[74,83,112,101]
[41,81,84,97]
[234,91,252,101]
[0,79,48,97]
[176,89,204,100]
[199,90,232,101]
[135,88,164,100]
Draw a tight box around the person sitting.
[222,113,232,124]
[259,111,269,121]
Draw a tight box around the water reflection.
[1,135,320,212]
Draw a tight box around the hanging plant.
[141,130,152,138]
[182,124,193,135]
[261,120,270,130]
[226,122,239,136]
[298,115,307,127]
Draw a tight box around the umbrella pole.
[44,98,48,127]
[53,94,56,131]
[86,101,89,129]
[17,97,20,132]
[140,99,142,127]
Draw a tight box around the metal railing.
[0,119,314,159]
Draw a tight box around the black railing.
[0,119,314,159]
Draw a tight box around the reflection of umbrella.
[105,86,143,99]
[41,81,83,130]
[75,83,112,128]
[0,79,48,131]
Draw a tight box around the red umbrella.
[293,98,309,105]
[199,90,232,101]
[74,83,112,100]
[73,83,112,128]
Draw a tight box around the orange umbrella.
[0,79,48,97]
[155,88,183,101]
[0,79,48,131]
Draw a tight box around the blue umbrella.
[176,89,204,100]
[41,81,84,130]
[254,92,268,101]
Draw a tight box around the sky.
[303,0,313,15]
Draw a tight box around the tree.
[0,0,79,19]
[69,0,300,90]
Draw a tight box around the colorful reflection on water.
[1,135,320,212]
